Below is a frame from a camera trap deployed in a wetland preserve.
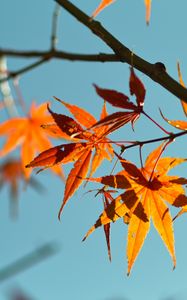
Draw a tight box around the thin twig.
[148,139,174,182]
[13,77,27,114]
[0,57,50,84]
[97,129,187,150]
[0,49,119,83]
[51,3,61,50]
[0,48,120,61]
[0,56,18,116]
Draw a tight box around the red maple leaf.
[90,68,146,134]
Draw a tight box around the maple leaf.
[0,158,43,218]
[160,63,187,130]
[83,143,187,274]
[144,0,152,25]
[27,98,114,219]
[177,62,187,116]
[0,102,64,179]
[91,68,146,134]
[91,187,117,261]
[92,0,152,24]
[91,0,115,19]
[0,158,25,200]
[102,190,114,261]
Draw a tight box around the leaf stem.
[96,129,187,150]
[142,110,171,134]
[148,139,174,182]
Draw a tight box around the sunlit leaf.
[92,0,115,18]
[83,143,187,274]
[144,0,152,25]
[160,109,187,131]
[177,62,187,116]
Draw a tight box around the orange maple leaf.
[160,63,187,131]
[92,0,115,19]
[144,0,152,25]
[83,143,187,274]
[88,187,117,261]
[0,158,25,200]
[92,0,152,24]
[0,158,43,217]
[26,99,114,219]
[0,102,64,179]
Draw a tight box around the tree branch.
[55,0,187,103]
[0,57,50,84]
[0,48,119,61]
[0,49,120,83]
[108,129,187,151]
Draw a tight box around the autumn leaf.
[0,158,43,218]
[173,205,187,221]
[102,190,115,261]
[160,63,187,130]
[92,0,152,24]
[0,102,64,179]
[27,99,114,218]
[91,0,115,19]
[144,0,152,25]
[0,158,25,200]
[83,143,187,274]
[87,187,117,261]
[91,68,146,133]
[58,149,92,218]
[177,62,187,117]
[129,67,146,107]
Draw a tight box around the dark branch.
[0,48,119,61]
[55,0,187,103]
[109,130,187,151]
[0,57,49,83]
[0,49,120,82]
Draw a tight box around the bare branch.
[0,48,119,61]
[0,49,119,82]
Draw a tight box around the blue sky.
[1,1,187,299]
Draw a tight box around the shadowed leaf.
[129,67,146,107]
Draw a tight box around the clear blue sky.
[1,1,187,299]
